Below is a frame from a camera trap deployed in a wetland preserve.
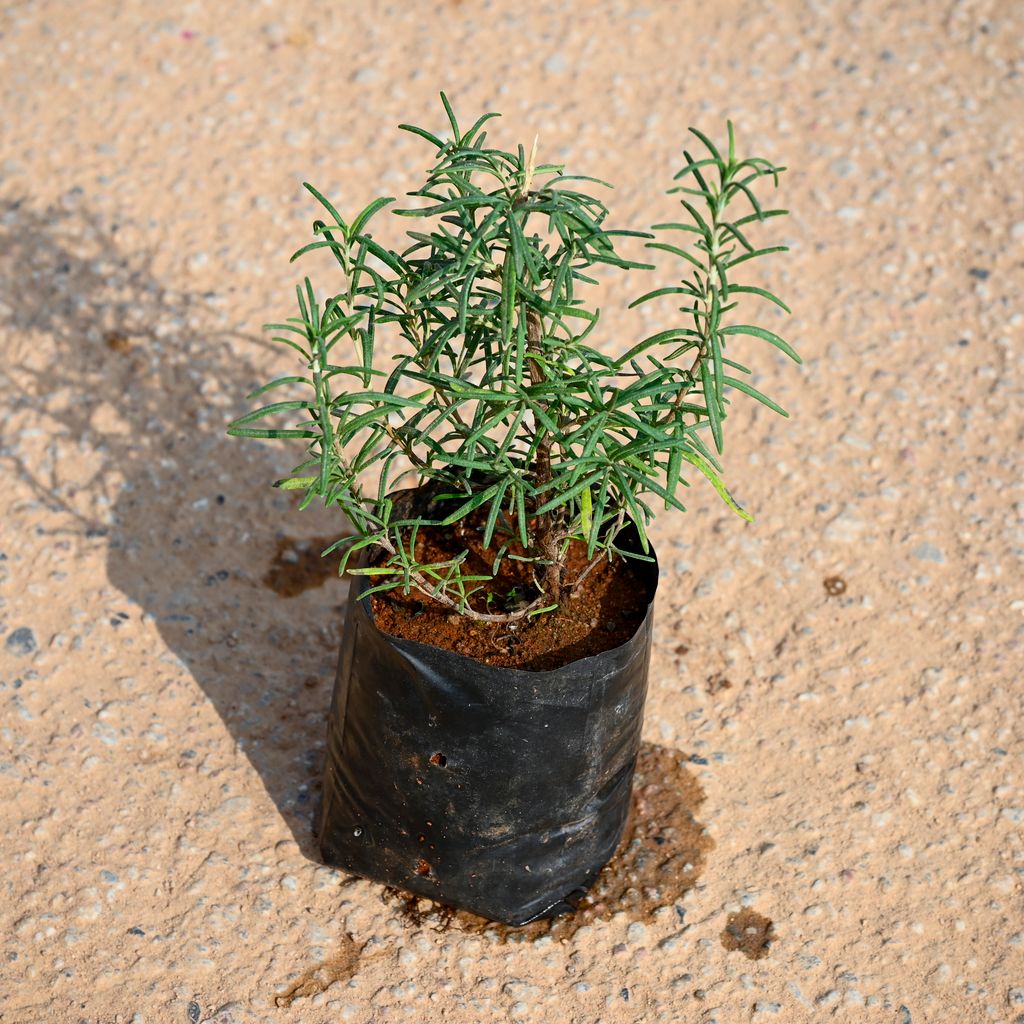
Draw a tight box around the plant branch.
[368,532,550,623]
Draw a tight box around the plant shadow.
[0,195,346,860]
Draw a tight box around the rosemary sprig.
[228,97,798,621]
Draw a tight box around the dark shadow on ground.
[0,195,346,860]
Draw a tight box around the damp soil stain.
[720,909,775,960]
[273,934,363,1007]
[263,535,347,597]
[380,742,713,941]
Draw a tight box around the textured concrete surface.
[1,1,1022,1022]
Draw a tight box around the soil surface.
[369,518,651,670]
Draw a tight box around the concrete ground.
[1,1,1022,1021]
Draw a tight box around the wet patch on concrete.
[273,934,362,1007]
[381,742,713,941]
[263,535,347,597]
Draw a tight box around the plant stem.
[524,306,564,604]
[371,532,548,623]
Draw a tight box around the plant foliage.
[228,95,799,621]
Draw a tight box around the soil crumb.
[273,935,362,1007]
[380,742,713,940]
[369,514,652,671]
[263,535,345,597]
[103,329,131,352]
[823,575,847,596]
[720,909,775,960]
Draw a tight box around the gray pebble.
[544,53,568,74]
[4,627,36,657]
[911,543,945,564]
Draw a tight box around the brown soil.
[720,909,775,960]
[381,742,713,940]
[368,517,651,671]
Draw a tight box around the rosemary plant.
[228,95,799,623]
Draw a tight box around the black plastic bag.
[318,533,659,925]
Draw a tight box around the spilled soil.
[369,515,652,671]
[381,743,713,940]
[720,910,775,960]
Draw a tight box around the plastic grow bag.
[317,532,659,926]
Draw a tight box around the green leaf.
[628,286,698,310]
[720,324,800,362]
[274,475,317,490]
[245,376,309,400]
[226,425,317,439]
[302,182,348,232]
[397,123,446,149]
[646,240,704,271]
[350,196,396,237]
[439,91,461,142]
[579,483,593,536]
[688,125,723,165]
[528,604,559,618]
[726,285,791,314]
[700,360,724,453]
[500,254,516,345]
[613,467,650,553]
[533,472,603,516]
[228,400,315,427]
[722,374,789,416]
[680,452,752,521]
[725,245,788,270]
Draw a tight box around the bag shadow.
[0,196,346,861]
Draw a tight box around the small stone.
[815,990,840,1007]
[5,628,37,657]
[544,53,568,74]
[1010,989,1024,1006]
[911,543,945,564]
[824,510,865,543]
[626,922,647,944]
[968,267,990,280]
